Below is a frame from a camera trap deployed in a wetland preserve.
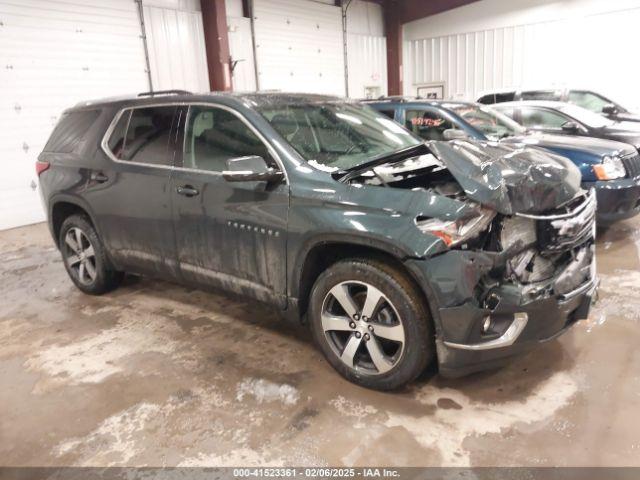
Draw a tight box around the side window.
[184,105,273,172]
[477,94,495,105]
[106,110,131,159]
[405,109,454,141]
[44,110,100,153]
[568,91,610,113]
[105,106,176,165]
[521,90,559,101]
[495,92,515,103]
[378,109,396,120]
[520,108,568,129]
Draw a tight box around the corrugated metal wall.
[142,3,209,92]
[252,0,345,95]
[346,34,386,99]
[403,0,640,107]
[0,0,149,230]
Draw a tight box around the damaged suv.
[38,92,597,390]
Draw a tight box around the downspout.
[341,0,353,98]
[135,0,154,92]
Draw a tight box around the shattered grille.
[622,153,640,178]
[517,190,596,253]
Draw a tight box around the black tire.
[58,214,123,295]
[308,258,434,391]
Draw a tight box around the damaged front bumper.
[405,191,598,378]
[584,177,640,224]
[407,248,597,377]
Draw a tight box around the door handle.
[176,185,199,197]
[91,171,109,183]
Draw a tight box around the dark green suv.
[37,91,597,390]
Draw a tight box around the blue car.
[365,98,640,223]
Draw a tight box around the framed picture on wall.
[417,82,445,99]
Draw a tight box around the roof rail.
[138,89,192,97]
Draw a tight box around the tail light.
[35,161,50,176]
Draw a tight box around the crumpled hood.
[428,139,583,215]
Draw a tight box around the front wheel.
[308,258,434,390]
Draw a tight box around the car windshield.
[258,103,421,170]
[449,104,526,139]
[557,104,614,128]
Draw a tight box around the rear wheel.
[59,214,123,295]
[309,258,434,390]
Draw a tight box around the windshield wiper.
[336,144,428,183]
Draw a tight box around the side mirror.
[561,121,580,132]
[443,129,469,141]
[602,104,618,116]
[222,155,284,183]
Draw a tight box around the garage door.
[0,0,149,230]
[253,0,345,96]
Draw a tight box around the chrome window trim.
[100,103,177,171]
[100,101,289,184]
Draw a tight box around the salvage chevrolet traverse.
[37,91,598,390]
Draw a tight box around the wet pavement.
[1,219,639,467]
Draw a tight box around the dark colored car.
[477,88,640,123]
[37,91,597,390]
[366,98,640,223]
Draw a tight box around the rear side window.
[478,92,515,104]
[106,106,177,165]
[43,110,100,153]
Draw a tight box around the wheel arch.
[292,236,434,323]
[49,195,100,248]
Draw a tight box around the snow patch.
[236,378,299,405]
[380,371,577,466]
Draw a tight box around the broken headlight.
[593,155,626,180]
[416,207,496,247]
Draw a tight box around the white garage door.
[253,0,345,96]
[0,0,149,230]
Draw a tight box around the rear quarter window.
[43,110,101,153]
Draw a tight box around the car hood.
[501,133,636,157]
[428,140,583,215]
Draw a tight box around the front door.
[171,104,289,307]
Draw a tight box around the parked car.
[38,91,597,390]
[477,87,640,123]
[366,98,640,223]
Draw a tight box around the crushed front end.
[407,189,598,377]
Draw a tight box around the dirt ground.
[1,219,639,467]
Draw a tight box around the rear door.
[171,104,289,307]
[94,105,180,278]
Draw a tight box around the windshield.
[258,103,421,170]
[449,104,526,139]
[557,104,614,128]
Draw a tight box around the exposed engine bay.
[346,147,596,300]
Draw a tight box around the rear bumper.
[585,178,640,223]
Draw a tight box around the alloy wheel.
[321,281,405,376]
[63,227,97,285]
